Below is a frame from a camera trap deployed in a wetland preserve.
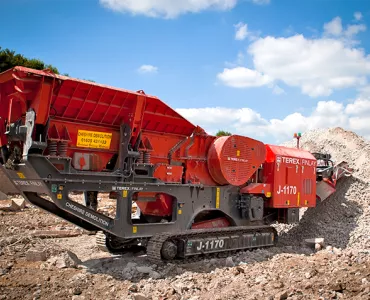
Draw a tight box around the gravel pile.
[277,127,370,251]
[282,127,370,182]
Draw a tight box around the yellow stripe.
[297,192,300,206]
[216,188,220,208]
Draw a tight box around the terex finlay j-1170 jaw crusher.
[0,67,353,262]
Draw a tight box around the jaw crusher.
[0,67,353,262]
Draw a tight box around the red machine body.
[0,66,354,261]
[207,135,266,186]
[0,66,342,219]
[0,67,267,189]
[240,144,317,209]
[263,144,317,208]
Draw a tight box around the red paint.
[240,183,272,195]
[263,144,317,208]
[134,193,173,217]
[191,217,230,229]
[207,135,266,186]
[153,164,184,183]
[79,156,86,170]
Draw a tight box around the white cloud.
[250,0,270,4]
[217,67,273,88]
[345,97,370,116]
[220,34,370,97]
[322,16,366,45]
[233,22,261,41]
[272,85,285,95]
[323,17,343,36]
[137,64,158,74]
[235,22,248,40]
[219,16,370,97]
[248,35,370,97]
[176,96,370,142]
[354,12,363,21]
[99,0,237,18]
[225,51,245,68]
[344,24,366,37]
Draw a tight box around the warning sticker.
[76,130,112,150]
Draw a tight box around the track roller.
[161,240,178,260]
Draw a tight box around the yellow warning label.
[236,150,240,157]
[132,226,137,234]
[216,187,220,208]
[17,172,25,179]
[57,193,62,200]
[122,190,128,198]
[76,130,112,150]
[178,209,182,215]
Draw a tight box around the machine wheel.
[161,240,178,260]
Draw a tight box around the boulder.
[12,198,25,209]
[0,200,19,212]
[26,249,47,262]
[305,238,325,248]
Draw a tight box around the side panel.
[301,163,317,207]
[264,145,317,208]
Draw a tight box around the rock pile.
[282,127,370,183]
[278,127,370,252]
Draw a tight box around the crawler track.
[146,225,277,264]
[96,226,277,264]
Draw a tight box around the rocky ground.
[1,127,370,300]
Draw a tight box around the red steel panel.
[191,217,230,229]
[0,66,196,136]
[135,193,173,217]
[207,135,266,186]
[264,145,317,208]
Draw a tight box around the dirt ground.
[0,196,369,300]
[1,127,370,300]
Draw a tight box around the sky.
[1,0,370,144]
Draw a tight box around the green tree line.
[216,130,232,136]
[0,46,95,82]
[0,46,59,74]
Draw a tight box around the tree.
[216,130,232,136]
[0,46,59,74]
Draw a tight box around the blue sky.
[1,0,370,143]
